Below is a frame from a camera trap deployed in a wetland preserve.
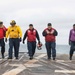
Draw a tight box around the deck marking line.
[55,70,75,73]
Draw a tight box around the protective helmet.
[10,20,16,25]
[0,21,3,24]
[37,42,42,50]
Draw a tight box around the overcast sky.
[0,0,75,45]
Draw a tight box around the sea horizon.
[3,44,70,54]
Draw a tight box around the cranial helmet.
[37,42,42,50]
[10,20,16,25]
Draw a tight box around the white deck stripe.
[52,64,69,75]
[55,70,75,73]
[2,65,26,75]
[56,60,70,66]
[5,56,8,59]
[4,62,9,67]
[56,60,71,63]
[2,54,45,75]
[18,53,26,61]
[35,54,46,59]
[0,59,2,61]
[25,59,38,64]
[24,64,42,67]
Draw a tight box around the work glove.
[19,38,22,42]
[5,38,7,42]
[69,41,71,45]
[38,40,41,44]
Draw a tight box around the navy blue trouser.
[27,41,36,57]
[9,38,20,58]
[70,41,75,57]
[45,42,56,58]
[0,38,5,55]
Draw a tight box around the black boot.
[2,54,4,59]
[48,57,51,60]
[53,57,55,60]
[16,57,18,59]
[8,57,12,59]
[69,56,72,60]
[29,56,33,60]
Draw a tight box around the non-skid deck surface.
[0,53,75,75]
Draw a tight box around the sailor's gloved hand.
[5,38,7,42]
[69,41,71,45]
[19,38,22,42]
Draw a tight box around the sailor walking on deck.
[5,20,22,59]
[42,23,58,60]
[69,24,75,60]
[23,24,41,60]
[0,21,7,59]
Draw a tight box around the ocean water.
[4,44,70,54]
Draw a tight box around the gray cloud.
[0,0,75,44]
